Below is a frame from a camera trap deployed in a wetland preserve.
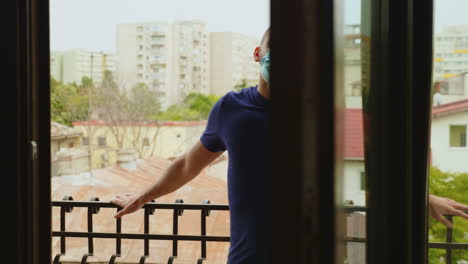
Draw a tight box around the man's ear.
[253,47,261,62]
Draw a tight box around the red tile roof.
[52,157,229,263]
[432,99,468,117]
[73,120,207,127]
[51,121,82,139]
[344,109,365,160]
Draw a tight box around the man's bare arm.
[111,141,224,218]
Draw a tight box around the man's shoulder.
[222,86,255,103]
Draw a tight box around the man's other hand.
[429,194,468,228]
[110,193,147,219]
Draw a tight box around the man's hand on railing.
[429,194,468,228]
[111,193,147,219]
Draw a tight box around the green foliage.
[429,167,468,263]
[234,79,250,92]
[50,78,90,126]
[158,93,220,121]
[127,83,161,121]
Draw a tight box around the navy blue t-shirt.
[200,86,271,264]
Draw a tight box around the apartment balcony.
[149,56,166,65]
[151,73,165,79]
[150,39,166,46]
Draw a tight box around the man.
[111,28,272,264]
[111,27,468,262]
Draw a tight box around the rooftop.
[51,121,82,139]
[432,98,468,117]
[73,120,207,127]
[52,157,229,263]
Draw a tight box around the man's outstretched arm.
[110,141,224,218]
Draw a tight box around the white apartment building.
[50,51,63,82]
[60,49,117,85]
[431,98,468,173]
[116,20,209,109]
[343,25,364,108]
[209,32,260,96]
[434,26,468,81]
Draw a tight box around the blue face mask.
[260,50,271,83]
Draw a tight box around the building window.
[450,125,467,147]
[82,137,89,146]
[98,136,107,147]
[440,74,466,96]
[360,171,366,191]
[142,137,150,147]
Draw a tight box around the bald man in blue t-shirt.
[112,28,272,263]
[111,27,468,263]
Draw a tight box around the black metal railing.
[52,196,230,264]
[344,206,468,264]
[52,198,467,264]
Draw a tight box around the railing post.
[446,215,453,264]
[54,196,74,264]
[198,200,211,263]
[88,197,100,255]
[168,199,184,264]
[81,197,100,264]
[109,206,122,264]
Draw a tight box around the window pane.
[335,0,371,263]
[430,1,468,262]
[50,0,269,262]
[449,125,467,147]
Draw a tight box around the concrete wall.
[431,110,468,173]
[74,122,206,169]
[343,160,366,206]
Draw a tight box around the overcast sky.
[50,0,270,52]
[51,0,468,52]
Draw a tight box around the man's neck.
[257,78,270,99]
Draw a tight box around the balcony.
[50,197,468,264]
[149,56,166,64]
[52,198,230,263]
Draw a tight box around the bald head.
[260,28,271,48]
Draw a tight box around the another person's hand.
[429,194,468,228]
[110,193,148,219]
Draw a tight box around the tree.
[428,167,468,264]
[95,73,161,158]
[158,93,220,121]
[50,78,89,126]
[234,79,249,92]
